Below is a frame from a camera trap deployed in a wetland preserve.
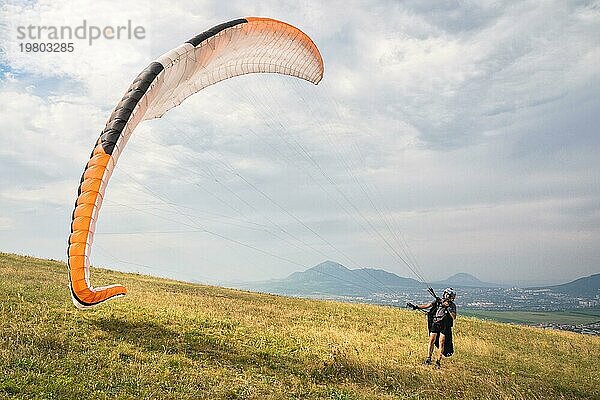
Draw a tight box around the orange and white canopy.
[68,17,324,309]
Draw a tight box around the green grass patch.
[461,309,600,325]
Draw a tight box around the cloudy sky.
[0,0,598,287]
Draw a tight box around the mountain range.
[231,261,599,299]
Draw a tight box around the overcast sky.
[0,0,598,286]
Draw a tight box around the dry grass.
[1,252,598,399]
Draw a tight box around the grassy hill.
[1,252,598,399]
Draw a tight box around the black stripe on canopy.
[100,61,164,155]
[186,18,248,47]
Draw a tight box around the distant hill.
[544,273,600,297]
[291,260,421,288]
[236,260,421,297]
[433,272,504,288]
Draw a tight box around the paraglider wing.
[67,17,324,309]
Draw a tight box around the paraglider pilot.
[409,288,457,369]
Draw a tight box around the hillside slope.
[1,252,598,399]
[546,273,600,297]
